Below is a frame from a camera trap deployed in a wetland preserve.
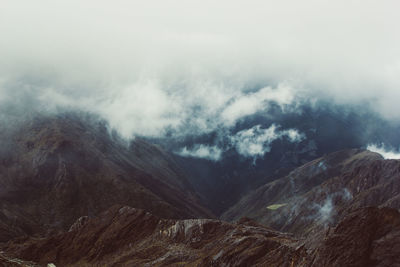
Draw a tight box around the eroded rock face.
[68,216,89,232]
[0,252,40,267]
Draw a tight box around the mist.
[367,144,400,159]
[1,0,400,140]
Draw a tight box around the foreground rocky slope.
[2,205,400,267]
[0,114,212,242]
[0,205,308,266]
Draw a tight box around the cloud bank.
[231,124,304,160]
[367,144,400,159]
[176,124,304,161]
[176,145,223,162]
[1,0,400,139]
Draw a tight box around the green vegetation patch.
[267,203,287,210]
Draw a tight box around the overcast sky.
[1,0,399,138]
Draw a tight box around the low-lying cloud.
[231,124,304,160]
[308,188,353,225]
[1,0,400,139]
[176,124,304,162]
[220,84,296,127]
[367,144,400,160]
[176,145,223,162]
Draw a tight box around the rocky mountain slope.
[222,148,400,238]
[0,114,212,242]
[2,205,399,267]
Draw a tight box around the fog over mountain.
[1,1,400,141]
[2,1,400,215]
[2,2,400,265]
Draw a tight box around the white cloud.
[1,0,400,137]
[231,125,278,158]
[367,144,400,159]
[318,197,333,223]
[221,84,295,126]
[176,145,222,161]
[284,129,304,143]
[309,189,352,225]
[174,124,304,161]
[230,124,304,160]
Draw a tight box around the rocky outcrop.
[0,252,40,267]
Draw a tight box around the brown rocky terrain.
[0,205,308,266]
[2,205,400,267]
[0,114,212,242]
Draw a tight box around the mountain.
[0,113,212,242]
[2,205,400,266]
[1,113,399,266]
[155,105,400,215]
[222,148,400,238]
